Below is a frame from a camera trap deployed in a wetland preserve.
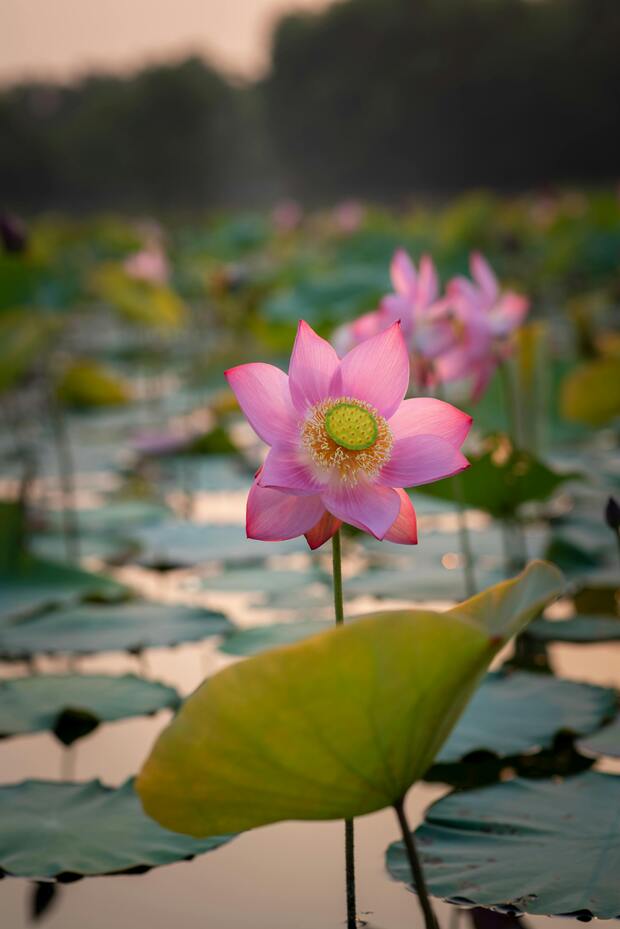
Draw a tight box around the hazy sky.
[0,0,335,86]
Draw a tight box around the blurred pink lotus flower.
[333,249,457,389]
[124,245,169,285]
[435,252,529,401]
[272,199,303,233]
[226,321,471,548]
[333,200,365,233]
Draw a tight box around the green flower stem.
[332,528,344,626]
[499,360,521,448]
[393,797,439,929]
[452,472,476,597]
[434,382,476,597]
[48,392,80,563]
[332,529,357,929]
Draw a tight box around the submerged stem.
[393,798,439,929]
[332,529,357,928]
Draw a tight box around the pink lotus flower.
[436,252,529,401]
[124,245,169,285]
[333,249,457,388]
[225,321,472,549]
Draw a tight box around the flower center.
[324,401,378,450]
[301,397,393,486]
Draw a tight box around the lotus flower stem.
[499,361,522,448]
[434,382,476,597]
[393,797,439,929]
[47,392,80,563]
[452,471,476,597]
[332,529,344,625]
[332,529,357,928]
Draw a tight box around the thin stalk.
[393,798,439,929]
[434,383,476,597]
[452,472,476,597]
[332,529,357,929]
[332,529,344,626]
[48,393,80,563]
[498,361,521,448]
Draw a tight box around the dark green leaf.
[0,674,181,744]
[0,602,232,659]
[0,780,233,879]
[387,772,620,919]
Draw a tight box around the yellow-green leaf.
[560,357,620,426]
[56,360,131,409]
[137,562,562,837]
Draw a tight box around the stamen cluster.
[301,397,393,485]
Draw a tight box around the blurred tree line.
[1,0,619,212]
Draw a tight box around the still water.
[2,615,618,929]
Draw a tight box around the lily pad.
[436,670,616,764]
[137,562,562,836]
[219,620,333,657]
[134,522,305,568]
[578,716,620,759]
[0,557,128,624]
[0,674,181,745]
[0,602,232,659]
[528,614,620,643]
[0,779,233,880]
[387,772,620,919]
[416,435,579,519]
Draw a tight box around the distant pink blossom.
[272,200,303,233]
[333,249,457,389]
[124,245,169,285]
[226,321,471,549]
[435,252,529,401]
[333,200,365,234]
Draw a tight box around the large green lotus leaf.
[437,670,616,763]
[0,602,232,659]
[0,780,233,880]
[137,561,562,836]
[578,716,620,759]
[0,674,181,744]
[0,556,128,623]
[387,772,620,919]
[415,436,579,518]
[561,357,620,426]
[528,614,620,643]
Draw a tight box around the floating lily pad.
[0,779,234,880]
[0,602,232,659]
[219,620,333,656]
[436,670,616,764]
[204,567,324,596]
[528,614,620,643]
[137,563,562,837]
[0,675,181,745]
[134,522,305,568]
[37,501,169,536]
[578,715,620,759]
[0,557,128,624]
[387,772,620,919]
[416,435,579,519]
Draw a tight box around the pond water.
[1,507,618,929]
